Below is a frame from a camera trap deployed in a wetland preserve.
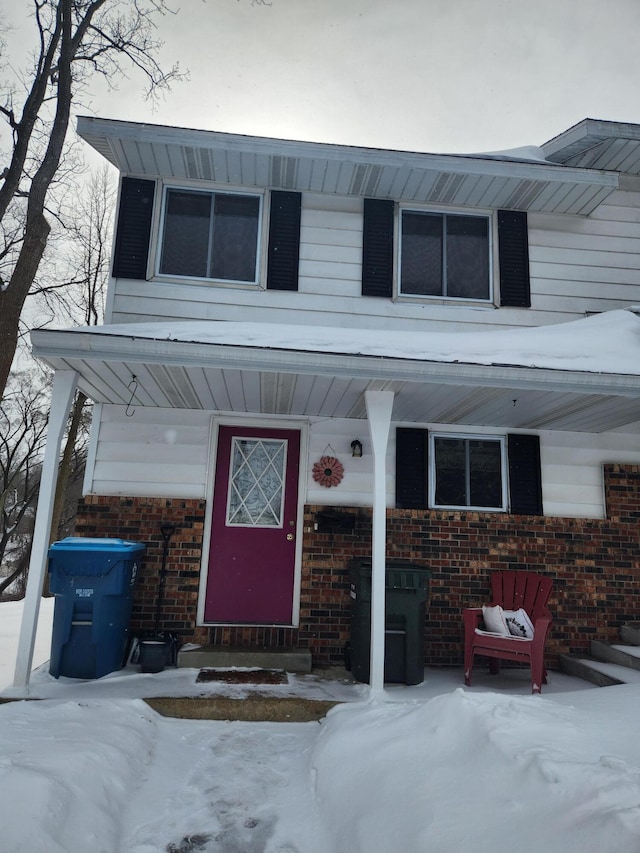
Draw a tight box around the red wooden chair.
[463,571,553,694]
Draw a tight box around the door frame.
[197,416,309,627]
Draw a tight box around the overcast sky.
[8,0,640,155]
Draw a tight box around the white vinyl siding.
[86,408,640,520]
[306,418,376,507]
[528,179,640,319]
[108,182,640,332]
[539,431,640,518]
[86,406,211,498]
[297,195,362,297]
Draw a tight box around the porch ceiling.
[30,323,640,434]
[76,116,618,216]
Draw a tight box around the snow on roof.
[462,145,550,163]
[65,307,640,377]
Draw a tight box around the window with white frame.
[159,188,261,283]
[400,210,491,300]
[430,434,506,510]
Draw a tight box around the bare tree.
[0,369,49,594]
[47,165,115,544]
[0,0,183,400]
[0,167,114,595]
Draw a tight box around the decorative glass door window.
[226,438,287,527]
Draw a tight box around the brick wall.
[75,464,640,669]
[75,496,211,646]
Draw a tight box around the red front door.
[204,425,301,624]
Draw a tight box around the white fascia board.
[31,328,640,398]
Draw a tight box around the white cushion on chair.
[504,608,535,639]
[481,605,511,636]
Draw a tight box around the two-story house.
[15,117,640,691]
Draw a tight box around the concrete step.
[177,645,312,673]
[559,623,640,688]
[559,653,640,687]
[558,654,627,687]
[620,622,640,646]
[590,639,640,671]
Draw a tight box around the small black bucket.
[139,639,168,673]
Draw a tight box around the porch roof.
[30,308,640,433]
[76,116,619,216]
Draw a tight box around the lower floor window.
[430,434,506,510]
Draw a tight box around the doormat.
[196,669,288,685]
[145,695,339,722]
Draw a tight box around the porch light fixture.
[351,439,363,458]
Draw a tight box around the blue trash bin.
[48,537,145,679]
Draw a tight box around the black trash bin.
[48,537,145,679]
[349,559,431,685]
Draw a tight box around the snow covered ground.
[2,598,640,852]
[0,597,55,691]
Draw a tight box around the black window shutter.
[112,177,156,280]
[362,198,394,297]
[498,210,530,307]
[395,428,428,509]
[267,190,301,291]
[508,434,543,515]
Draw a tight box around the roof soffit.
[30,331,640,434]
[76,116,618,216]
[542,119,640,175]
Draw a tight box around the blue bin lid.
[49,537,145,554]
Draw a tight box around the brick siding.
[75,464,640,670]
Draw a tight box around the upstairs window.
[400,210,491,301]
[159,189,261,283]
[430,434,506,511]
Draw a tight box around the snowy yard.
[2,599,640,852]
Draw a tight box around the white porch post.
[13,369,78,692]
[365,389,394,697]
